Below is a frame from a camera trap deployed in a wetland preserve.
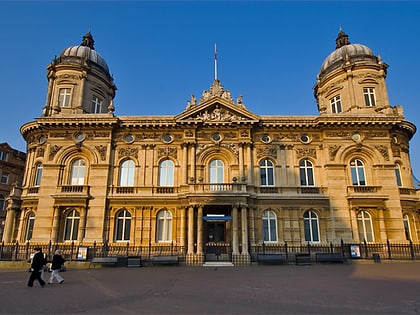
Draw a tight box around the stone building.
[0,143,26,239]
[4,30,419,265]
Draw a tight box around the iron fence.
[1,240,419,264]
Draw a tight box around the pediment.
[176,97,260,123]
[176,80,260,123]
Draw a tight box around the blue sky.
[2,1,420,177]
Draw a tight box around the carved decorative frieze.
[95,145,107,161]
[296,147,317,159]
[256,147,277,159]
[195,105,246,122]
[48,145,62,160]
[118,147,138,159]
[157,147,177,159]
[326,131,351,138]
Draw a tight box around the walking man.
[27,247,47,287]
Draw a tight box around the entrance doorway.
[203,206,232,262]
[207,222,225,243]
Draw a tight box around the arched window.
[70,159,86,185]
[350,159,366,186]
[64,209,80,241]
[25,212,35,241]
[156,210,172,242]
[159,159,175,186]
[260,159,275,186]
[119,160,135,186]
[299,159,314,186]
[357,211,374,242]
[34,163,43,186]
[403,214,412,241]
[262,210,278,242]
[304,211,320,242]
[0,195,4,211]
[395,164,403,187]
[115,209,131,241]
[209,159,224,190]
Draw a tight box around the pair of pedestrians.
[27,248,65,287]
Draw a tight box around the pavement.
[1,261,420,314]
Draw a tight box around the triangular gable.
[176,80,260,123]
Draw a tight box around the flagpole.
[214,43,218,81]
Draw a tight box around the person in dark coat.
[48,249,65,284]
[27,247,47,287]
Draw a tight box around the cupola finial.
[335,28,350,49]
[81,32,95,50]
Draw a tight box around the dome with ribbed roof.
[58,32,110,78]
[319,30,377,79]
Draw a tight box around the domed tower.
[314,29,391,115]
[41,32,117,117]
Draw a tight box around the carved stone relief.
[118,147,138,159]
[157,147,178,159]
[296,147,317,159]
[256,147,277,159]
[95,145,107,161]
[48,145,62,161]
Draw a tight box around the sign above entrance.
[203,215,232,221]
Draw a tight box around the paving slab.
[1,262,420,314]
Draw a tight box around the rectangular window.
[330,95,342,113]
[0,173,9,184]
[91,97,103,113]
[59,88,71,107]
[395,166,402,187]
[363,87,376,107]
[0,151,8,161]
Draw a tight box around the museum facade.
[3,30,419,265]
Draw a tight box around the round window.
[74,132,85,142]
[124,134,134,143]
[261,134,270,143]
[39,135,47,144]
[300,135,310,143]
[163,134,173,143]
[212,133,221,142]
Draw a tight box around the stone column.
[51,206,61,242]
[2,208,16,243]
[197,205,203,254]
[187,206,194,254]
[239,144,244,180]
[78,206,87,242]
[241,206,249,254]
[180,207,186,252]
[232,205,239,255]
[191,144,196,181]
[246,144,253,183]
[182,144,188,184]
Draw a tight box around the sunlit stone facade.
[4,30,419,266]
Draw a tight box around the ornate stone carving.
[326,131,351,138]
[375,145,389,161]
[118,147,138,159]
[296,147,317,159]
[157,147,177,159]
[221,143,239,155]
[48,145,62,160]
[328,145,340,161]
[200,80,234,103]
[36,147,45,158]
[256,147,277,159]
[195,105,246,122]
[95,145,107,161]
